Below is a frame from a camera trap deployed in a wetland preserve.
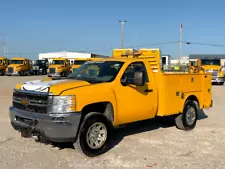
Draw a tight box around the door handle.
[144,89,153,93]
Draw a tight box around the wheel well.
[81,102,114,123]
[185,95,199,106]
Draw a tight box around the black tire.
[220,82,224,85]
[61,71,65,77]
[74,113,113,157]
[175,100,198,130]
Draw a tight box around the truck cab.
[200,58,224,85]
[0,57,9,75]
[32,59,49,75]
[6,58,32,76]
[47,58,70,77]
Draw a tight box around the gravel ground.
[0,76,225,169]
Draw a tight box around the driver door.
[114,61,157,125]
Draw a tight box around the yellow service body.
[0,57,9,75]
[6,57,32,76]
[47,58,71,77]
[10,48,213,157]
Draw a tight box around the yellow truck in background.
[198,58,225,85]
[47,58,71,77]
[188,60,204,73]
[70,58,88,73]
[70,58,108,73]
[9,48,212,157]
[6,58,32,76]
[0,57,10,75]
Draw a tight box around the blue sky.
[0,0,225,59]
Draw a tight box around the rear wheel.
[220,82,224,85]
[175,100,198,130]
[74,113,113,157]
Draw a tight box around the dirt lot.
[0,76,225,169]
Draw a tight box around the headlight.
[49,95,76,113]
[218,73,224,77]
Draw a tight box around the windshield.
[0,60,2,65]
[74,60,87,65]
[67,61,124,83]
[52,60,64,65]
[36,60,47,64]
[201,59,220,66]
[11,60,23,64]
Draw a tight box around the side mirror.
[134,71,144,86]
[120,77,128,86]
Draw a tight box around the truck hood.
[49,65,64,69]
[0,65,6,70]
[8,64,23,68]
[20,78,91,95]
[202,65,221,71]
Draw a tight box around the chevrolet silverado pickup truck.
[9,49,213,157]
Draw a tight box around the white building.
[39,51,108,64]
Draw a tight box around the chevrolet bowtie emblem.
[21,98,29,105]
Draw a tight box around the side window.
[121,62,149,85]
[24,60,27,65]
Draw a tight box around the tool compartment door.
[202,73,212,108]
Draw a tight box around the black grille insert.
[13,91,48,114]
[49,68,56,73]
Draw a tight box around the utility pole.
[119,20,127,48]
[179,24,182,58]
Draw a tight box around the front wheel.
[220,82,224,85]
[175,100,198,130]
[74,113,113,157]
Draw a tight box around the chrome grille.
[49,68,56,73]
[12,91,48,114]
[8,67,14,73]
[212,70,219,77]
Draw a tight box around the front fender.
[60,83,118,123]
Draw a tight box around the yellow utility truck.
[47,58,71,77]
[9,48,212,157]
[199,58,224,85]
[0,57,10,75]
[6,58,32,76]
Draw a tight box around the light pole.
[0,41,6,57]
[119,20,127,48]
[179,24,182,58]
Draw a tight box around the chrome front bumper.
[47,72,61,77]
[5,72,19,76]
[212,77,224,83]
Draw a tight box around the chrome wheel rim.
[185,105,196,126]
[86,122,107,149]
